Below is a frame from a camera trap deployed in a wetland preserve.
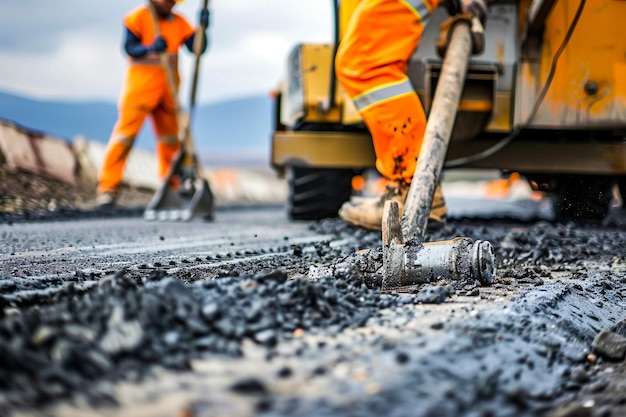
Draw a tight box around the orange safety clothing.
[97,5,195,194]
[335,0,439,184]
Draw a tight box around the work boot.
[339,181,447,231]
[95,191,118,209]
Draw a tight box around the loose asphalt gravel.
[2,204,626,417]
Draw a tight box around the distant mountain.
[0,91,274,166]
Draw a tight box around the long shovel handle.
[183,0,210,159]
[146,0,193,187]
[401,20,474,241]
[146,1,183,121]
[147,0,199,176]
[189,0,209,112]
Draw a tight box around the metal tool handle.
[147,0,203,169]
[146,1,183,120]
[184,0,210,161]
[189,0,209,114]
[401,20,473,241]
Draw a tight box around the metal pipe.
[382,201,495,290]
[402,21,473,241]
[404,238,495,286]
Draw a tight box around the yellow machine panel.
[517,0,626,128]
[280,44,342,127]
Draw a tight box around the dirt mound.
[0,167,153,219]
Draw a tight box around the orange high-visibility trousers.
[335,0,439,184]
[97,63,181,194]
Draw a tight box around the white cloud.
[0,0,332,104]
[0,32,126,100]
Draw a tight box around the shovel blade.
[143,178,214,221]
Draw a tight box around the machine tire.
[287,167,354,220]
[552,175,613,221]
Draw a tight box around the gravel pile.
[0,268,411,410]
[0,166,151,224]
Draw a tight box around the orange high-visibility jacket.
[119,5,195,128]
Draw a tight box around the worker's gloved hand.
[150,36,168,53]
[436,0,487,57]
[462,0,488,25]
[199,8,210,27]
[463,0,487,54]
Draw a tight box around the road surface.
[2,204,626,417]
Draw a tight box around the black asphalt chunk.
[231,377,268,395]
[415,285,454,304]
[591,330,626,361]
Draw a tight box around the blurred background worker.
[96,0,209,208]
[334,0,489,230]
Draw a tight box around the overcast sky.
[0,1,333,104]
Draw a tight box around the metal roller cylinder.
[404,237,496,286]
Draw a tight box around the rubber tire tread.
[288,167,354,220]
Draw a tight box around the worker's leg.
[97,105,147,196]
[97,67,164,204]
[151,96,181,183]
[336,0,436,183]
[334,0,446,230]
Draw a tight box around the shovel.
[143,0,214,221]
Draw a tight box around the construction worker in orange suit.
[96,0,209,207]
[335,0,491,230]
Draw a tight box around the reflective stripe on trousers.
[353,78,415,112]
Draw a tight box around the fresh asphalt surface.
[2,200,626,417]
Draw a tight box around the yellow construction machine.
[271,0,626,221]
